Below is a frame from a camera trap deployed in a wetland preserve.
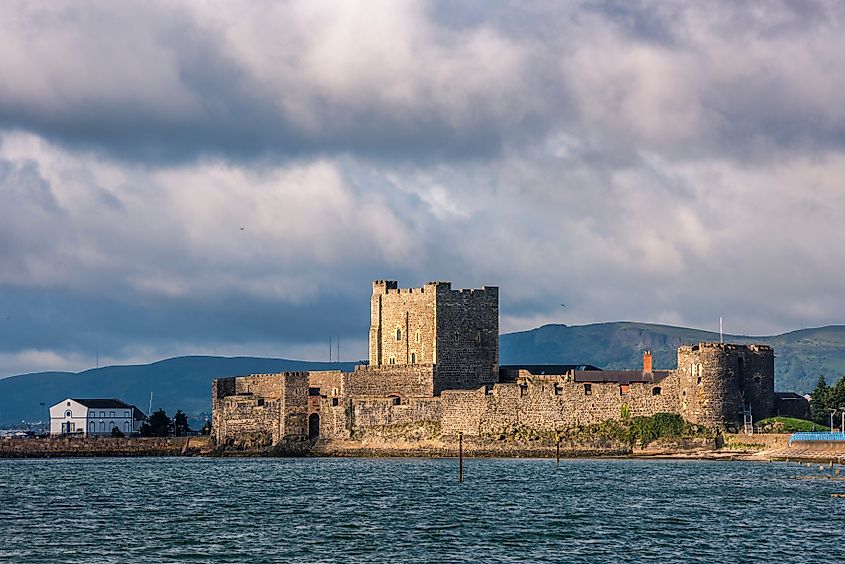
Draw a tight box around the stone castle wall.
[307,370,344,396]
[369,281,438,367]
[441,376,680,436]
[315,375,681,440]
[213,372,308,447]
[434,284,499,393]
[317,396,442,440]
[342,365,436,398]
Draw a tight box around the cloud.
[2,1,845,376]
[2,1,841,165]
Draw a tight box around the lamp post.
[39,402,46,434]
[829,408,837,433]
[840,407,845,434]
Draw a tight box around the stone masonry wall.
[212,377,236,444]
[217,394,282,447]
[212,372,309,446]
[738,345,775,421]
[281,372,309,440]
[368,281,499,395]
[308,370,344,396]
[318,400,351,440]
[369,280,438,367]
[434,284,499,393]
[351,397,442,429]
[316,397,442,440]
[441,376,680,437]
[342,365,436,398]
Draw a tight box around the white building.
[50,398,146,437]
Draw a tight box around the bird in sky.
[239,226,245,231]
[560,304,566,308]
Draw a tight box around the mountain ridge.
[3,322,845,425]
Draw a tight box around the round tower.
[676,343,775,429]
[677,343,742,428]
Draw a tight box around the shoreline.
[3,434,844,465]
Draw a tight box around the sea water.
[0,457,842,563]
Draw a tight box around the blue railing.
[788,432,845,445]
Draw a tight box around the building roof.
[70,398,134,409]
[499,364,602,376]
[774,392,806,401]
[573,370,672,385]
[60,399,146,419]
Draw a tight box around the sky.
[2,0,845,377]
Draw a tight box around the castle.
[212,281,809,447]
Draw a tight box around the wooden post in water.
[459,432,464,482]
[556,439,560,468]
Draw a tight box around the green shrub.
[755,416,827,433]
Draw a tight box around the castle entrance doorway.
[308,414,320,440]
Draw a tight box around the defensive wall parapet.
[440,376,681,437]
[344,365,436,398]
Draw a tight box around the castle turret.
[676,343,774,428]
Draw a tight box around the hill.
[4,323,845,426]
[499,322,845,394]
[0,357,357,426]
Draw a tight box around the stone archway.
[308,413,320,440]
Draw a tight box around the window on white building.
[65,410,72,418]
[124,411,129,418]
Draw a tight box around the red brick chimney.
[643,351,653,373]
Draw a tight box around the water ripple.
[0,457,842,563]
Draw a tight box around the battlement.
[678,342,773,354]
[371,280,498,297]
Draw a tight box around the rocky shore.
[4,433,844,464]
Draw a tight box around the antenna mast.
[720,317,723,343]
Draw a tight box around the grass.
[755,416,828,433]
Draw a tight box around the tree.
[140,408,172,437]
[809,376,831,424]
[111,426,125,438]
[810,375,845,428]
[173,410,190,436]
[831,376,845,424]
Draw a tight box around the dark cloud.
[1,1,841,166]
[2,1,845,376]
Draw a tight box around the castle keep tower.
[676,343,774,428]
[369,280,499,394]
